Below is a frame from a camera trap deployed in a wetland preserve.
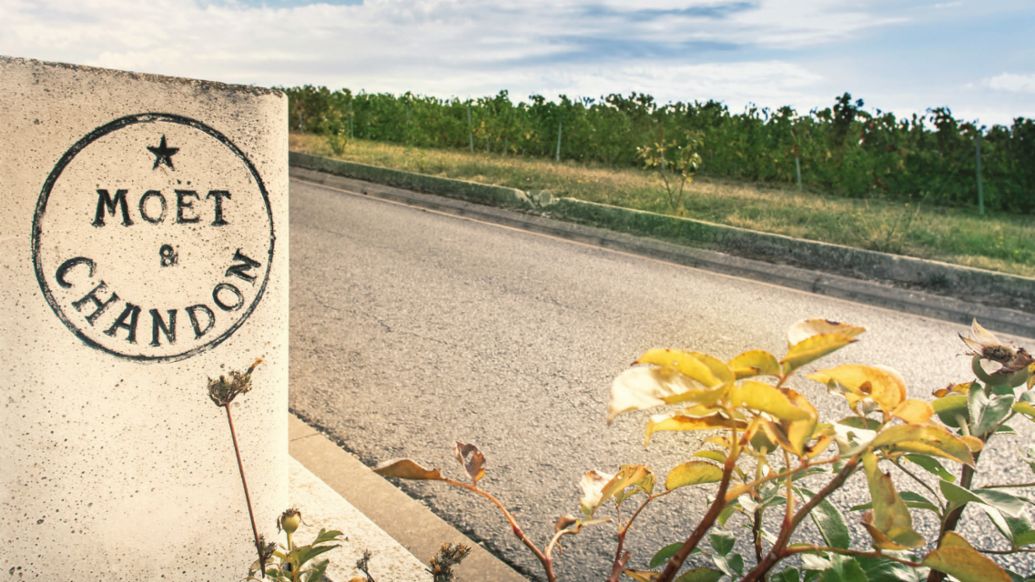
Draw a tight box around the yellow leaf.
[636,349,725,387]
[787,319,866,346]
[601,465,655,507]
[870,424,975,466]
[782,389,819,456]
[374,459,445,481]
[960,435,983,453]
[644,412,747,446]
[861,452,924,550]
[685,351,735,384]
[661,384,729,408]
[922,532,1011,582]
[729,349,782,379]
[891,399,934,425]
[1013,400,1035,420]
[693,449,727,463]
[808,364,906,415]
[730,381,813,421]
[608,366,694,422]
[623,570,659,582]
[665,461,724,490]
[782,333,859,373]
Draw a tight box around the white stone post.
[0,56,289,580]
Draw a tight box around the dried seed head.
[207,358,263,406]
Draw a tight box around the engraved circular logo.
[32,113,275,362]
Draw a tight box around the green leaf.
[772,569,801,582]
[305,559,329,582]
[820,556,868,582]
[311,529,344,545]
[932,394,969,428]
[979,504,1013,544]
[708,533,735,555]
[292,544,338,569]
[972,488,1028,518]
[648,542,684,569]
[850,491,940,514]
[922,532,1011,582]
[674,568,723,582]
[939,479,983,509]
[968,385,1014,436]
[854,556,924,582]
[666,461,723,491]
[1005,514,1035,547]
[799,487,850,549]
[712,552,744,577]
[904,454,955,482]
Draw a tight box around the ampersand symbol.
[159,244,178,267]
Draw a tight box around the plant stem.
[725,455,840,503]
[656,430,740,582]
[979,481,1035,490]
[893,459,946,513]
[444,478,557,582]
[606,491,671,582]
[742,455,861,581]
[927,449,981,582]
[224,404,264,576]
[782,545,923,568]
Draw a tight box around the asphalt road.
[288,176,1035,580]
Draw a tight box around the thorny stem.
[742,455,862,582]
[751,458,765,563]
[224,404,265,577]
[443,478,557,582]
[783,545,923,568]
[656,429,740,582]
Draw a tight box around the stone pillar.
[0,57,288,580]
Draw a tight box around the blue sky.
[2,0,1032,125]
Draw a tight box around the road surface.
[288,176,1035,580]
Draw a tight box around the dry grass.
[291,133,1035,277]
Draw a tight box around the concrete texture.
[1,57,288,579]
[290,415,527,582]
[290,151,1035,318]
[287,176,1035,580]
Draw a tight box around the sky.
[1,0,1033,126]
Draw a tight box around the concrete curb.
[290,166,1035,339]
[289,152,1035,320]
[289,415,529,582]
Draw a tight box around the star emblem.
[147,135,180,170]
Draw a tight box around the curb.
[289,415,529,582]
[289,152,1035,324]
[290,164,1035,339]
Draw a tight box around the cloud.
[982,73,1035,95]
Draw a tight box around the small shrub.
[377,319,1035,581]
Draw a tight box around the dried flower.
[960,321,1033,386]
[208,358,264,406]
